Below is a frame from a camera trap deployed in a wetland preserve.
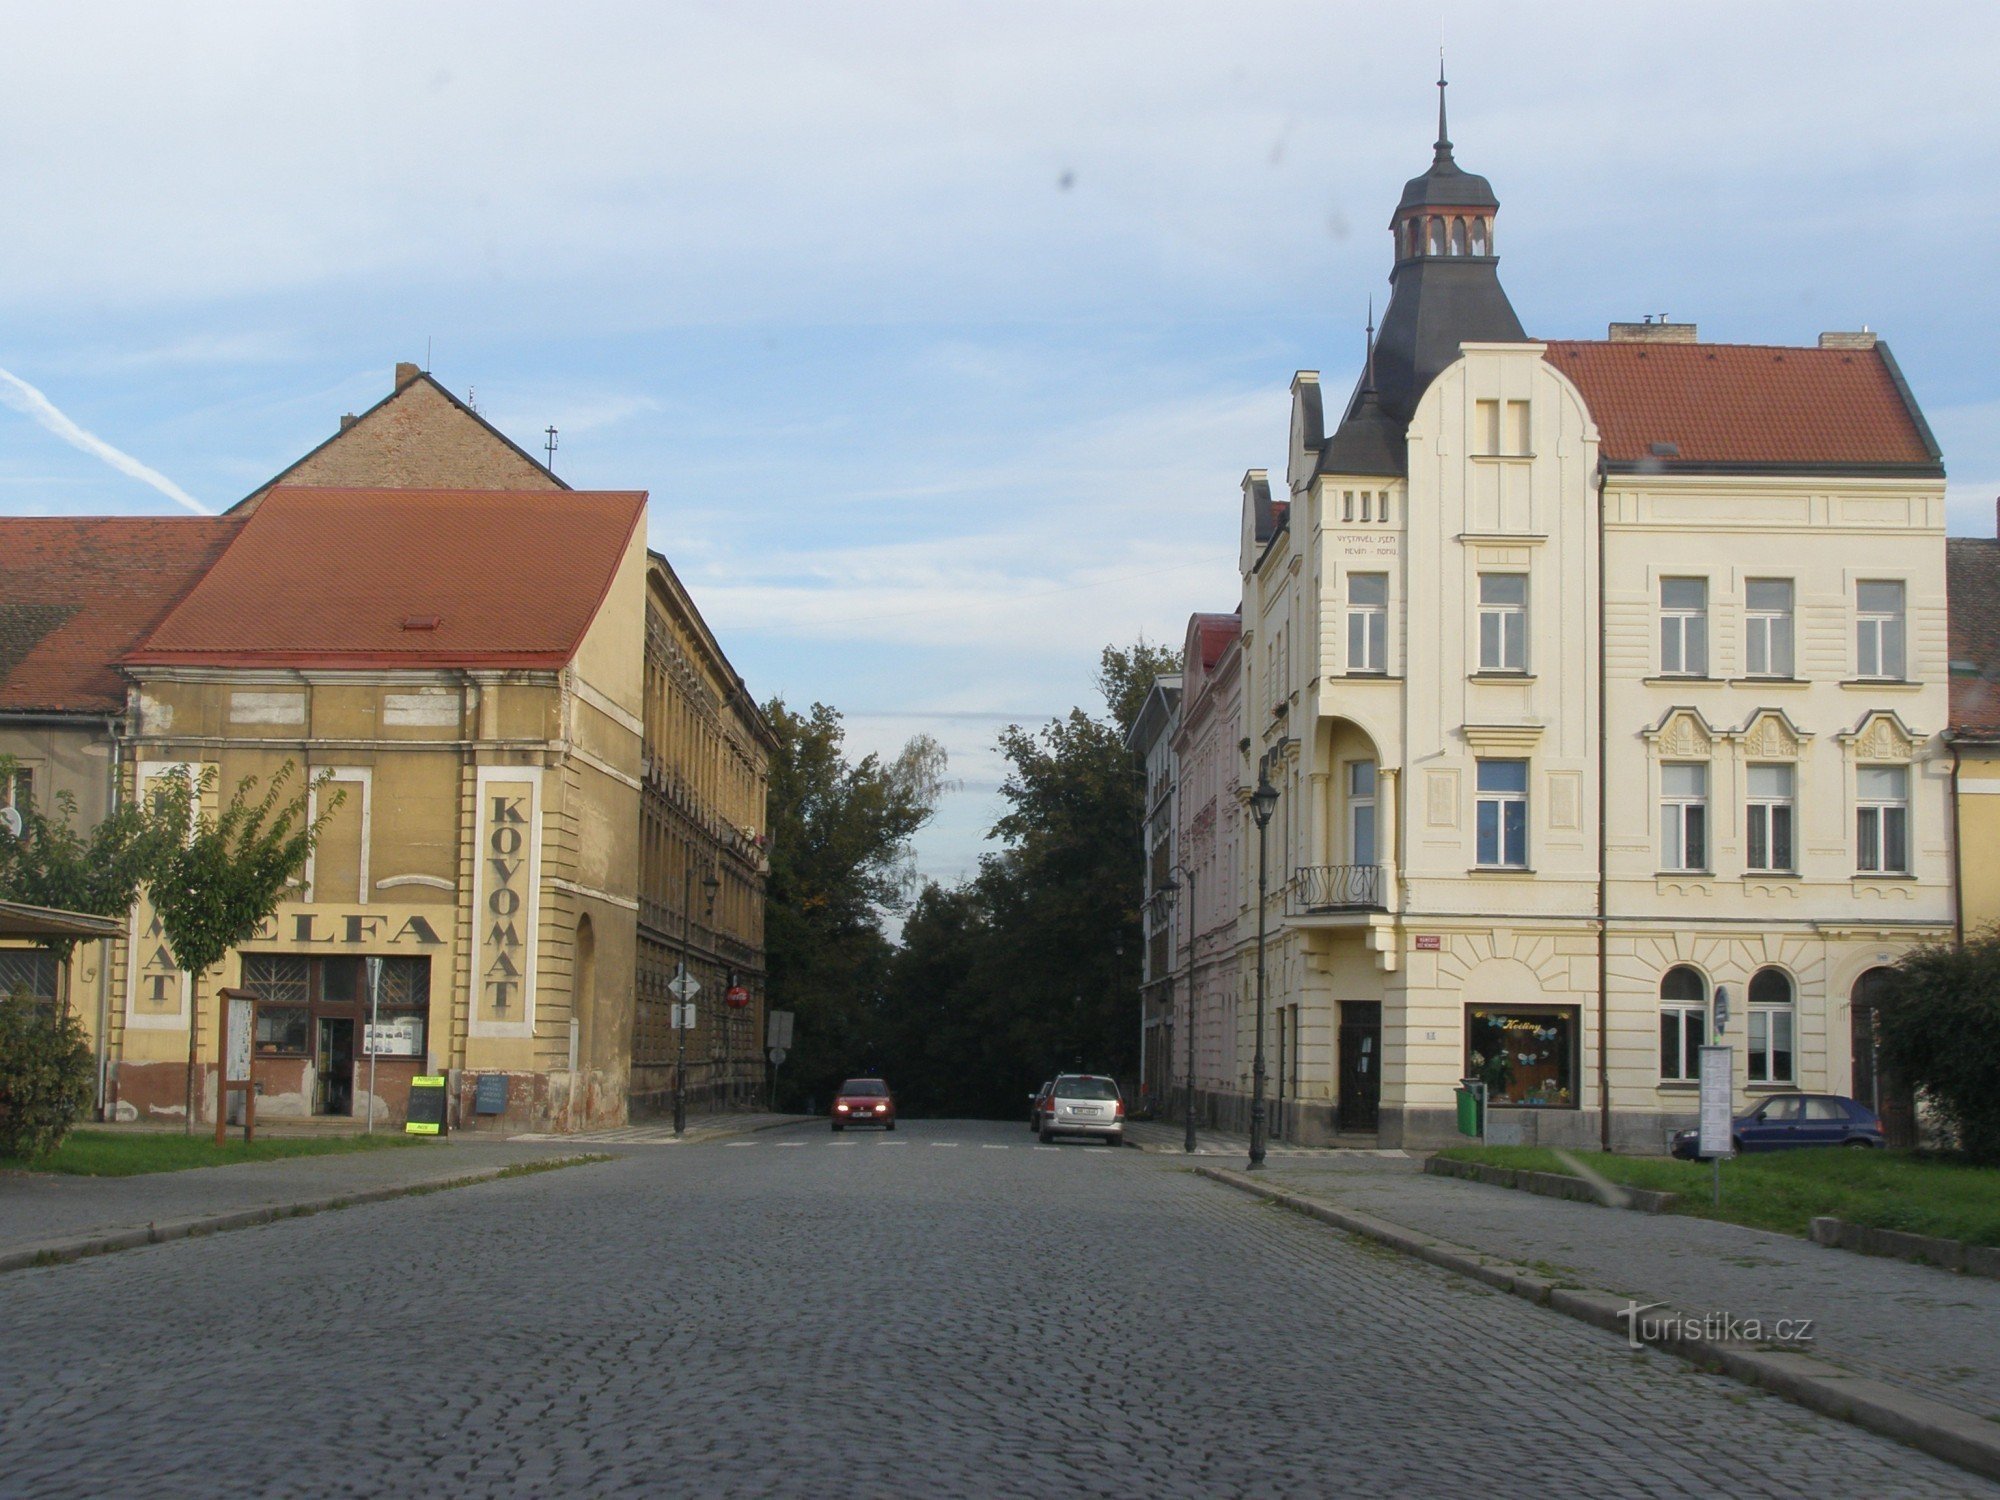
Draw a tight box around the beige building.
[1213,90,1949,1150]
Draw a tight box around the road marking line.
[930,1142,958,1148]
[980,1144,1009,1149]
[880,1141,908,1146]
[725,1142,756,1148]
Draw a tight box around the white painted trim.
[468,765,543,1040]
[569,743,642,792]
[376,873,456,891]
[306,767,372,905]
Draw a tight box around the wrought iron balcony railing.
[1291,864,1384,913]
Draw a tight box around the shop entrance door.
[1337,1002,1381,1133]
[316,1017,355,1116]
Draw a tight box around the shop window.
[1658,966,1706,1081]
[1744,579,1795,677]
[1746,967,1795,1084]
[256,1006,310,1056]
[1467,1006,1579,1107]
[366,956,432,1058]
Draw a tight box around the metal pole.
[365,956,383,1134]
[1184,869,1198,1154]
[703,874,721,1109]
[674,864,691,1136]
[1250,793,1271,1171]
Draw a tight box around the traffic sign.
[768,1046,788,1066]
[725,984,751,1009]
[668,967,701,1002]
[672,1002,698,1030]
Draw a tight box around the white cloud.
[0,365,209,514]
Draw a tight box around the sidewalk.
[0,1110,798,1273]
[1193,1149,2000,1475]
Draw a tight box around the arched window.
[1659,966,1706,1080]
[1428,217,1445,255]
[1470,217,1488,255]
[1747,967,1795,1084]
[1450,216,1468,254]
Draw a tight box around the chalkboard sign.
[474,1073,510,1116]
[406,1075,448,1136]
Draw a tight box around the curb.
[1424,1154,1680,1213]
[1195,1165,2000,1486]
[1810,1215,2000,1280]
[0,1153,609,1277]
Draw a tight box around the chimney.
[339,413,359,431]
[1608,320,1698,343]
[1818,330,1878,350]
[394,361,421,390]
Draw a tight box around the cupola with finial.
[1391,62,1500,264]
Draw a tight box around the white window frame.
[1856,580,1906,680]
[1746,968,1796,1085]
[1346,573,1388,674]
[1744,578,1795,679]
[1347,761,1377,867]
[1477,573,1528,674]
[1474,759,1529,869]
[1658,762,1708,872]
[1855,764,1910,874]
[1660,577,1709,677]
[1745,763,1796,874]
[1658,967,1707,1082]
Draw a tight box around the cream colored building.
[1213,91,1949,1150]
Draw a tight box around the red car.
[831,1078,896,1131]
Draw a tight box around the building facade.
[1187,87,1951,1150]
[1126,671,1180,1111]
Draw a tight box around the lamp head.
[1250,770,1279,828]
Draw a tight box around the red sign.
[1414,935,1442,951]
[725,985,751,1009]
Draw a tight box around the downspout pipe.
[1596,468,1611,1152]
[1950,738,1965,949]
[97,714,122,1120]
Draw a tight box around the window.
[1342,490,1354,522]
[1856,765,1909,873]
[1659,966,1707,1081]
[3,766,31,816]
[1744,579,1795,678]
[1856,581,1906,679]
[1348,762,1377,866]
[1347,573,1387,673]
[1359,491,1372,522]
[1508,400,1531,454]
[1660,578,1708,676]
[0,949,58,1007]
[1476,400,1499,455]
[240,953,431,1059]
[1474,401,1530,456]
[1746,764,1796,872]
[1659,763,1708,871]
[1475,759,1528,868]
[1478,574,1528,672]
[1746,967,1795,1084]
[1467,1006,1578,1107]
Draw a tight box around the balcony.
[1290,864,1384,914]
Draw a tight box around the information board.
[364,1017,422,1056]
[226,996,254,1083]
[474,1072,511,1116]
[1697,1044,1734,1159]
[406,1075,448,1136]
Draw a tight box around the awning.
[0,900,125,942]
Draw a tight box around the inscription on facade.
[470,770,540,1036]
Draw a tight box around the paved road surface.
[0,1120,1988,1498]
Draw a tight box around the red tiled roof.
[0,517,242,713]
[1543,341,1941,472]
[125,488,646,670]
[1189,612,1241,671]
[1948,538,2000,737]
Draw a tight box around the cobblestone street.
[1,1119,1990,1498]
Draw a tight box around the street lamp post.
[1164,862,1198,1154]
[673,864,693,1137]
[1248,762,1280,1171]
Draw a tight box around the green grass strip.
[0,1129,422,1178]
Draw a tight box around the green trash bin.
[1454,1081,1485,1138]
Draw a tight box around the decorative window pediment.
[1734,709,1810,760]
[1642,707,1716,759]
[1460,722,1544,753]
[1838,709,1922,762]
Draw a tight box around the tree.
[145,762,338,1131]
[0,987,96,1159]
[0,754,168,966]
[1879,939,2000,1163]
[762,701,945,1108]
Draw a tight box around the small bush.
[1879,940,2000,1165]
[0,987,96,1160]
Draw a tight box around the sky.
[3,1,1997,889]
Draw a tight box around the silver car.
[1039,1073,1125,1145]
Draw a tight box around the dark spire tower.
[1319,68,1527,476]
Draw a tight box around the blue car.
[1671,1093,1885,1159]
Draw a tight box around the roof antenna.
[1364,297,1378,393]
[544,425,559,475]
